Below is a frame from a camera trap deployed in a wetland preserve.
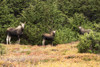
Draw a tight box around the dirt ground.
[0,41,100,67]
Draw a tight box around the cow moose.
[42,31,56,46]
[6,22,26,44]
[78,26,91,34]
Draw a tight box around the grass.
[0,41,100,67]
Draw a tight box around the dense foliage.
[0,0,100,46]
[77,32,100,53]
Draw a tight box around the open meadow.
[0,0,100,67]
[0,41,100,67]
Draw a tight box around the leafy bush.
[77,31,100,53]
[54,28,78,44]
[0,44,6,55]
[19,0,68,45]
[67,13,94,31]
[0,0,99,45]
[94,23,100,32]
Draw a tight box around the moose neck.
[80,28,85,31]
[21,26,24,32]
[50,32,55,36]
[16,25,24,32]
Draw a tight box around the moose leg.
[18,36,20,44]
[18,38,20,44]
[8,36,11,44]
[6,35,9,45]
[51,41,53,46]
[42,39,45,46]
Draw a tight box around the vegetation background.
[0,0,100,53]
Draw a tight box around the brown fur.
[42,31,56,46]
[6,22,25,44]
[79,26,91,34]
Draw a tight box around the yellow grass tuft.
[0,41,100,67]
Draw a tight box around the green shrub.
[77,31,100,53]
[94,23,100,32]
[0,0,99,45]
[54,28,78,44]
[0,44,6,55]
[67,13,94,31]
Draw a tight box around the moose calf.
[78,26,91,34]
[42,31,56,46]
